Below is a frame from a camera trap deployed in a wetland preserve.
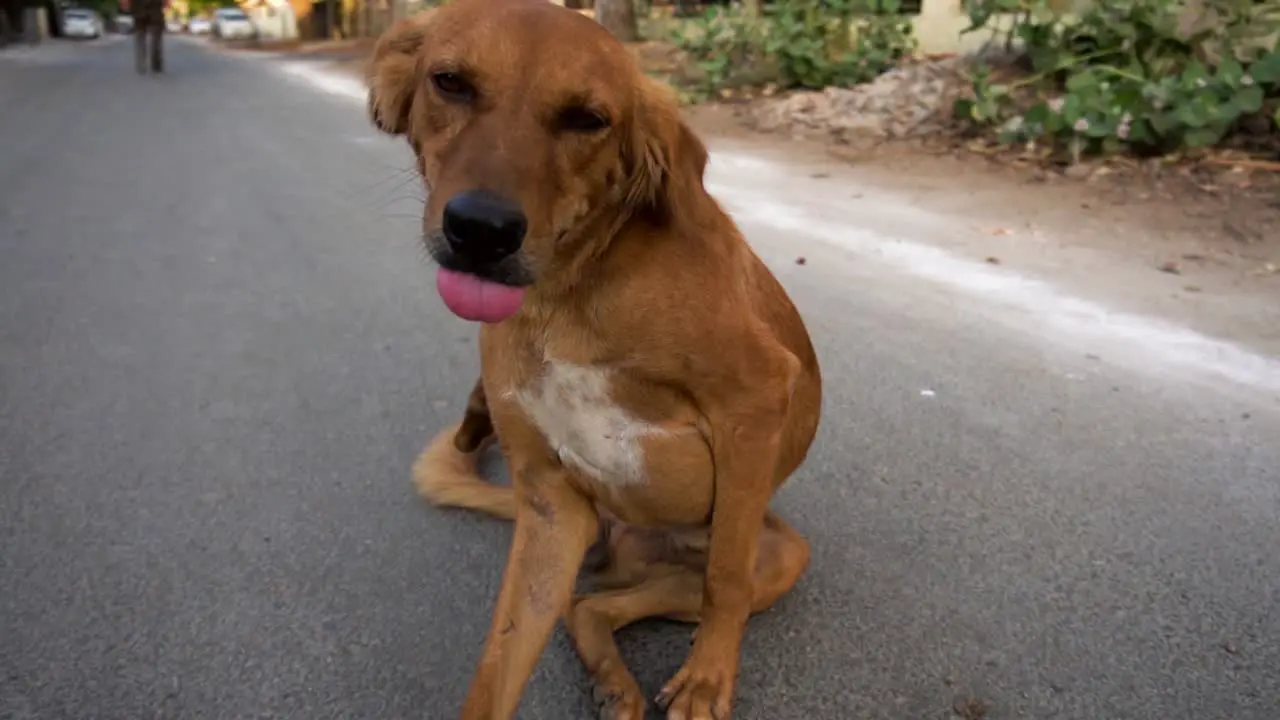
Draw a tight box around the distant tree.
[79,0,120,17]
[186,0,236,15]
[595,0,638,42]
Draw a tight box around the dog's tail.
[412,422,515,520]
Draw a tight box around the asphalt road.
[3,37,1279,720]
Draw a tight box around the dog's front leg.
[655,477,770,720]
[658,354,801,720]
[460,464,598,720]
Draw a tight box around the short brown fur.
[370,2,822,718]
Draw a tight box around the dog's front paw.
[655,655,734,720]
[591,673,645,720]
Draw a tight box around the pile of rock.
[742,56,977,144]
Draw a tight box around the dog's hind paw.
[592,677,645,720]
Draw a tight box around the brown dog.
[367,1,822,717]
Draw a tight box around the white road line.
[273,59,1280,397]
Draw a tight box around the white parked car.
[212,8,255,40]
[114,13,134,33]
[62,8,103,39]
[187,16,213,35]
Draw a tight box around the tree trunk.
[594,0,638,43]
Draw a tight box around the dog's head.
[367,0,708,323]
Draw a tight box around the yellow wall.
[909,0,1089,55]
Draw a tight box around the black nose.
[441,191,527,265]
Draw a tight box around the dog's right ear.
[624,77,710,225]
[366,14,431,136]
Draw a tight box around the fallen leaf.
[952,696,990,720]
[1159,261,1182,275]
[1222,641,1239,655]
[985,256,1001,265]
[991,227,1013,236]
[795,256,807,265]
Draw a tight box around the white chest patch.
[513,361,662,485]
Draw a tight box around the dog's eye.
[557,106,610,134]
[431,72,474,102]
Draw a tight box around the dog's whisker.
[349,172,414,197]
[379,194,427,207]
[348,166,421,197]
[372,212,425,221]
[359,188,429,213]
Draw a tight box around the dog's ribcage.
[513,361,666,485]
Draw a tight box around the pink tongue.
[435,267,527,323]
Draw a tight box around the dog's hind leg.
[567,569,702,720]
[567,511,811,719]
[411,379,514,519]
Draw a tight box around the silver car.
[212,8,255,41]
[62,8,103,39]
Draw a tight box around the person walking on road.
[129,0,165,74]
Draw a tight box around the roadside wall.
[911,0,1090,55]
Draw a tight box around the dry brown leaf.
[952,696,990,720]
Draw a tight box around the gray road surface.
[2,37,1279,720]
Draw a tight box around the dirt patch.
[710,102,1277,276]
[743,55,973,144]
[677,55,1280,306]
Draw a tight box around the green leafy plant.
[764,0,916,88]
[954,0,1280,157]
[670,0,917,97]
[670,5,769,98]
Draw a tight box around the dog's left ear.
[625,77,710,224]
[366,13,432,136]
